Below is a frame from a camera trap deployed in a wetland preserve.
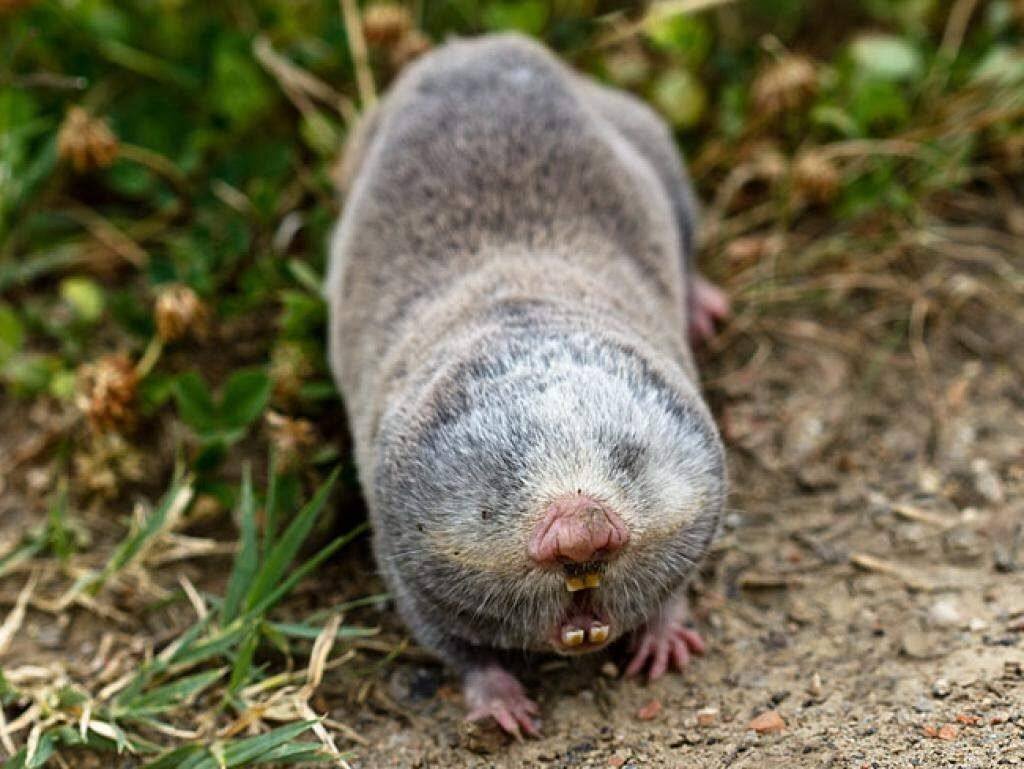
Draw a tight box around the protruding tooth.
[588,624,610,644]
[583,572,601,589]
[562,627,585,647]
[565,576,586,592]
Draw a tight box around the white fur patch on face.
[507,352,717,546]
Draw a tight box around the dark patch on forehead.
[608,438,647,484]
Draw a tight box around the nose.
[527,492,630,566]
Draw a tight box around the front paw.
[464,664,541,739]
[625,608,706,682]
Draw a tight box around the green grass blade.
[117,668,226,718]
[221,464,258,625]
[247,521,366,619]
[262,450,280,562]
[221,720,318,766]
[252,743,331,764]
[242,468,339,614]
[267,621,378,640]
[82,474,193,597]
[227,625,259,694]
[0,537,44,580]
[140,745,206,769]
[168,625,247,669]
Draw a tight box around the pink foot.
[689,275,730,344]
[625,598,707,682]
[464,665,541,739]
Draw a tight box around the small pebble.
[914,698,934,714]
[928,599,963,629]
[601,661,620,679]
[932,678,952,699]
[697,707,718,727]
[748,710,786,734]
[808,672,822,698]
[636,699,662,721]
[968,617,989,632]
[937,723,958,741]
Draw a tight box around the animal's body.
[327,33,728,735]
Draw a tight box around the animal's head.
[373,328,725,653]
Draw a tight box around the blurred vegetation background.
[1,0,1023,766]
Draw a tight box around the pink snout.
[527,493,630,566]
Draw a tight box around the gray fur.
[327,33,726,673]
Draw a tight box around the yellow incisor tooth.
[583,572,601,589]
[565,576,586,592]
[562,628,585,647]
[588,624,610,644]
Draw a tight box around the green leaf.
[212,39,274,127]
[278,291,325,338]
[139,373,178,415]
[219,720,318,766]
[141,745,206,769]
[218,369,271,431]
[221,464,259,624]
[116,669,226,718]
[0,303,24,367]
[248,520,366,619]
[268,621,379,640]
[243,468,339,614]
[59,277,105,322]
[849,78,909,131]
[227,625,259,693]
[648,67,707,129]
[168,624,246,669]
[286,259,323,295]
[481,0,549,35]
[643,13,712,67]
[174,372,219,435]
[849,34,923,81]
[97,475,193,585]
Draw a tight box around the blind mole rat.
[327,32,729,737]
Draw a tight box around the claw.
[464,665,541,739]
[626,597,707,682]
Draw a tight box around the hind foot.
[689,275,730,344]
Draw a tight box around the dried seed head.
[57,107,119,172]
[792,150,840,204]
[76,353,138,432]
[270,341,314,405]
[751,55,818,118]
[992,133,1024,173]
[73,431,145,499]
[155,284,208,342]
[390,29,432,71]
[603,43,652,88]
[362,3,413,46]
[737,139,788,181]
[266,411,317,470]
[724,233,783,267]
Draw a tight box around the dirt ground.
[321,307,1024,768]
[3,214,1023,769]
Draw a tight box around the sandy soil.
[323,324,1024,768]
[3,271,1023,769]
